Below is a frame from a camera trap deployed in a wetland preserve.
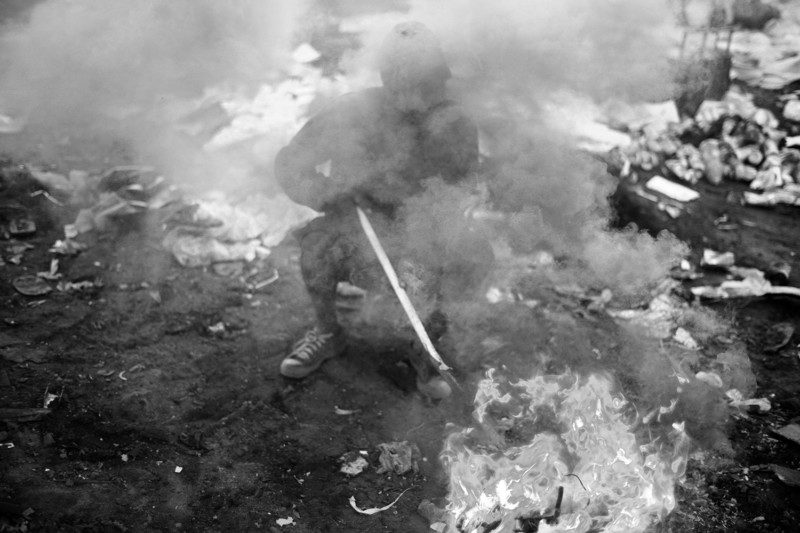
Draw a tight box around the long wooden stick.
[355,207,458,385]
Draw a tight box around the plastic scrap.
[349,488,411,516]
[645,176,700,202]
[339,452,369,476]
[276,517,295,527]
[701,249,735,268]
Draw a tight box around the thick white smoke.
[341,0,686,299]
[0,0,307,189]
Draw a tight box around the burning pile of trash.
[441,370,689,533]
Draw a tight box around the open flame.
[441,371,689,532]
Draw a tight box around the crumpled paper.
[375,441,421,475]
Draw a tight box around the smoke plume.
[340,0,685,299]
[0,0,306,188]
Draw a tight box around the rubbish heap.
[609,87,800,208]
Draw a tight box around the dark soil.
[615,177,800,532]
[0,155,798,532]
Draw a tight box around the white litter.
[276,517,295,527]
[673,327,699,350]
[695,371,724,388]
[340,456,369,476]
[349,488,411,515]
[645,176,700,203]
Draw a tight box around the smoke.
[336,2,740,451]
[340,0,684,299]
[0,0,307,188]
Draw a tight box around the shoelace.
[291,330,333,362]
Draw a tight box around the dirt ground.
[0,153,799,532]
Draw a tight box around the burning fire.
[441,371,689,532]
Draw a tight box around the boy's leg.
[280,218,350,378]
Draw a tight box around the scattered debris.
[49,239,87,256]
[0,408,51,422]
[4,242,34,265]
[339,452,369,476]
[30,189,64,206]
[645,176,700,202]
[418,499,448,526]
[56,280,103,293]
[766,260,791,283]
[12,275,52,296]
[42,387,61,408]
[691,266,800,299]
[695,371,724,388]
[275,516,296,527]
[349,488,411,516]
[29,168,72,194]
[207,322,227,336]
[726,389,771,413]
[212,261,245,277]
[375,441,421,475]
[773,424,800,447]
[673,327,700,350]
[248,269,280,291]
[9,217,36,237]
[701,249,735,268]
[767,464,800,488]
[37,259,62,281]
[764,322,794,353]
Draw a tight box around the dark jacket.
[275,87,478,214]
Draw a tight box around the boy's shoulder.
[317,87,386,122]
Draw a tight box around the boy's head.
[378,22,450,113]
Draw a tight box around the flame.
[441,371,689,533]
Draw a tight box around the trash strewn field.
[2,1,800,532]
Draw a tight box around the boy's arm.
[275,109,345,211]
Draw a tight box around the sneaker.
[280,328,345,378]
[416,375,452,400]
